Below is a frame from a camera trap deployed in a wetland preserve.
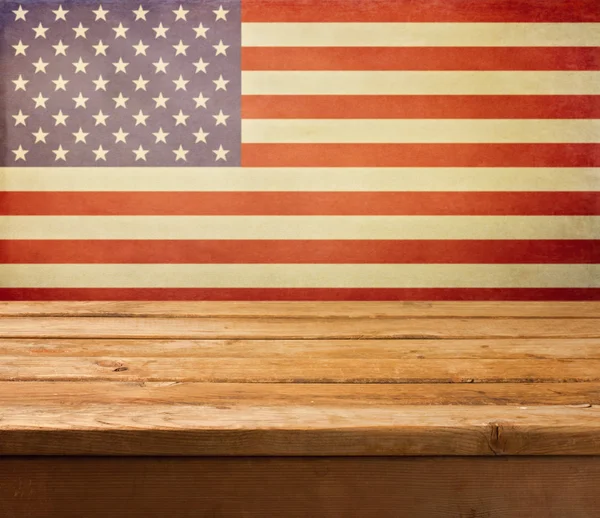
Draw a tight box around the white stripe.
[242,119,600,144]
[241,71,600,95]
[1,167,597,192]
[0,264,596,288]
[242,23,600,47]
[1,216,597,240]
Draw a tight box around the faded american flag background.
[0,0,598,300]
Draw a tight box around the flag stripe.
[3,168,596,193]
[1,264,597,288]
[2,192,598,216]
[241,71,600,95]
[242,47,600,71]
[2,288,598,301]
[242,119,600,144]
[2,240,596,264]
[242,96,600,119]
[241,0,600,23]
[2,216,596,240]
[242,23,600,47]
[241,144,600,167]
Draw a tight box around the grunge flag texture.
[0,0,598,300]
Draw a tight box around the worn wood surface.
[0,302,598,455]
[1,457,600,518]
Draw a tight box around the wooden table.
[1,302,599,517]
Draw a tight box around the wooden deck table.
[0,301,599,517]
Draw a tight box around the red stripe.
[2,192,597,216]
[1,288,598,301]
[242,144,600,167]
[242,0,600,22]
[242,95,600,119]
[2,240,596,264]
[242,47,600,71]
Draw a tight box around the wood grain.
[2,457,600,518]
[1,316,598,338]
[1,404,599,455]
[1,381,598,406]
[2,300,598,318]
[1,337,598,358]
[1,356,599,382]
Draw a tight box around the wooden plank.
[1,337,598,359]
[0,404,598,455]
[1,357,599,382]
[1,301,599,318]
[1,316,598,338]
[2,457,600,518]
[1,381,598,406]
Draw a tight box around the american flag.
[0,0,598,300]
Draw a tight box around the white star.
[193,92,209,108]
[152,92,169,108]
[172,40,189,56]
[92,40,109,56]
[193,58,209,74]
[132,75,149,91]
[53,145,69,161]
[93,109,109,126]
[132,109,149,126]
[13,5,28,21]
[213,40,229,56]
[93,145,109,161]
[32,127,49,143]
[32,57,49,74]
[173,4,189,21]
[52,109,69,126]
[92,5,109,21]
[113,22,129,39]
[153,127,169,143]
[72,127,89,143]
[133,5,149,21]
[12,40,28,56]
[173,145,189,161]
[152,57,169,74]
[133,145,149,161]
[112,57,129,74]
[52,5,69,21]
[213,74,229,91]
[213,5,228,21]
[72,92,89,108]
[193,23,209,39]
[32,93,49,109]
[93,75,110,91]
[172,75,189,91]
[13,110,29,126]
[153,23,169,38]
[12,75,29,91]
[172,109,189,126]
[132,40,149,56]
[112,92,129,108]
[12,145,28,161]
[33,23,49,39]
[52,75,69,91]
[213,110,229,126]
[72,57,89,74]
[213,145,229,161]
[193,127,209,143]
[53,40,69,56]
[72,23,89,39]
[112,128,129,143]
